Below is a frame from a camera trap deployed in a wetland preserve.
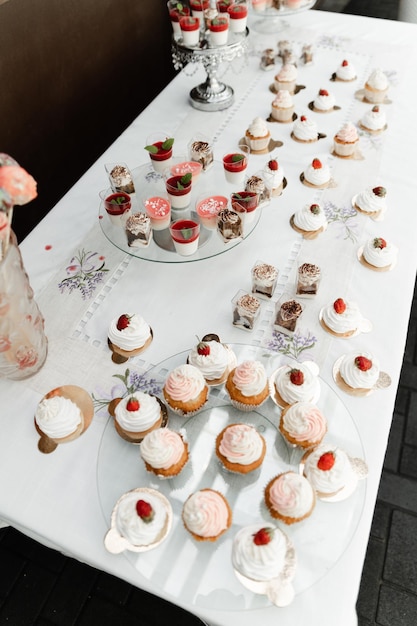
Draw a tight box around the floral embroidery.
[58,249,109,299]
[323,201,360,243]
[266,330,317,359]
[92,368,162,416]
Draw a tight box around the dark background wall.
[0,0,176,241]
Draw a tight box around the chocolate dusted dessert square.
[189,139,214,171]
[125,213,152,248]
[274,299,303,335]
[232,291,261,331]
[251,261,279,299]
[106,162,135,194]
[217,208,243,242]
[296,263,321,297]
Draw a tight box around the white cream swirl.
[292,117,318,141]
[232,360,267,397]
[355,188,387,214]
[263,163,284,189]
[268,472,315,519]
[293,204,327,231]
[219,424,264,465]
[361,106,386,130]
[116,491,168,546]
[272,89,293,108]
[108,313,151,351]
[322,300,362,334]
[276,63,297,82]
[335,60,356,80]
[182,489,229,538]
[140,428,185,469]
[188,341,230,380]
[35,395,82,439]
[303,444,357,495]
[164,364,206,402]
[281,402,327,444]
[247,117,269,138]
[115,393,161,432]
[232,524,288,581]
[275,363,320,404]
[335,122,359,142]
[363,237,397,267]
[303,161,330,186]
[339,351,380,388]
[313,91,335,111]
[366,68,389,90]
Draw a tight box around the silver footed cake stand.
[171,28,249,112]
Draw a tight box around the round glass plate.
[96,344,366,612]
[98,161,261,263]
[249,0,317,34]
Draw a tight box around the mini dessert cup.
[223,152,247,185]
[168,1,190,36]
[188,135,214,171]
[227,3,248,32]
[251,261,278,300]
[216,0,233,12]
[179,15,200,46]
[232,290,261,331]
[296,262,321,298]
[34,385,94,454]
[190,0,210,22]
[217,208,243,242]
[209,15,229,46]
[230,191,258,226]
[145,133,174,174]
[196,194,228,229]
[164,172,192,210]
[105,162,135,194]
[125,213,153,248]
[170,159,202,182]
[274,298,303,336]
[170,218,200,256]
[100,189,132,226]
[143,196,171,231]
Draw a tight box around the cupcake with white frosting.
[188,335,234,385]
[245,117,271,152]
[353,186,387,220]
[108,312,153,363]
[320,297,368,338]
[290,202,327,239]
[337,351,380,392]
[334,59,356,81]
[359,105,387,133]
[264,471,316,524]
[279,401,327,450]
[302,157,331,188]
[272,362,320,408]
[291,115,319,143]
[312,88,336,113]
[113,392,163,442]
[360,235,398,271]
[263,157,285,196]
[140,428,189,477]
[364,68,389,103]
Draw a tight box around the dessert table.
[2,8,417,626]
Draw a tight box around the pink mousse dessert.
[144,196,171,231]
[196,195,228,229]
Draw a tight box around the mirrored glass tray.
[98,161,261,263]
[97,344,366,611]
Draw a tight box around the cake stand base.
[189,82,234,112]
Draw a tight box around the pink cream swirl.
[335,122,359,143]
[219,424,264,465]
[281,402,327,444]
[164,364,205,401]
[182,489,229,538]
[268,472,315,518]
[140,428,185,469]
[232,360,267,397]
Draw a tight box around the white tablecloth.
[2,9,417,626]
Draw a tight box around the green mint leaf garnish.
[232,154,244,162]
[145,145,158,154]
[162,137,174,150]
[181,228,193,240]
[110,197,126,205]
[180,172,192,185]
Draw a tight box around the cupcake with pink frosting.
[264,471,316,525]
[163,364,209,415]
[273,63,298,94]
[270,89,294,123]
[215,423,266,473]
[333,122,359,158]
[225,360,270,411]
[140,428,189,478]
[182,488,232,541]
[279,401,327,449]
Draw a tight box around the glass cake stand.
[96,343,366,611]
[98,161,262,263]
[249,0,317,34]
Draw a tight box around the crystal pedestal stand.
[171,29,249,112]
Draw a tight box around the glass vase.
[0,230,48,380]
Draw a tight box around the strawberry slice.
[319,88,329,96]
[317,451,335,471]
[354,356,372,371]
[312,158,322,170]
[268,159,279,171]
[333,298,346,314]
[289,368,304,386]
[126,397,140,411]
[116,314,132,331]
[253,527,274,545]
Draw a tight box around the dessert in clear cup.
[333,122,360,158]
[290,202,327,239]
[274,298,303,335]
[270,89,295,123]
[125,213,153,248]
[225,359,270,411]
[227,2,248,32]
[100,189,132,226]
[112,392,165,443]
[170,160,202,182]
[364,68,389,103]
[301,443,368,501]
[320,297,371,338]
[182,488,232,541]
[179,15,201,46]
[144,196,171,231]
[301,157,331,188]
[312,88,336,113]
[232,291,261,331]
[165,172,192,210]
[140,427,189,477]
[231,190,259,225]
[190,0,210,21]
[333,58,357,82]
[105,163,135,194]
[34,386,94,454]
[163,363,209,415]
[264,471,316,524]
[296,262,321,297]
[359,105,387,133]
[168,2,191,36]
[189,137,214,171]
[245,174,271,206]
[217,0,233,11]
[359,235,398,271]
[232,523,296,607]
[352,185,387,220]
[279,401,327,450]
[291,114,319,143]
[108,312,153,363]
[209,14,229,46]
[104,487,172,553]
[170,218,200,256]
[251,261,278,299]
[336,351,380,393]
[271,361,320,408]
[273,63,298,95]
[223,152,247,184]
[195,195,227,229]
[263,157,285,196]
[215,423,266,473]
[217,208,243,242]
[245,117,271,153]
[188,333,235,385]
[145,135,174,174]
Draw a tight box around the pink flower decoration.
[0,165,37,206]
